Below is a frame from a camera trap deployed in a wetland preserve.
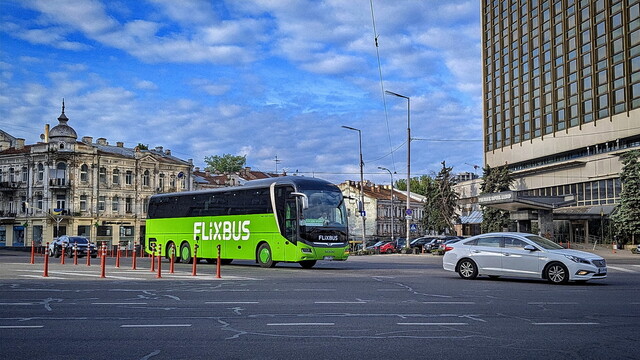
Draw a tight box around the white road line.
[0,303,36,306]
[267,323,334,326]
[92,303,148,305]
[205,301,259,304]
[632,265,640,268]
[422,302,475,304]
[0,326,44,329]
[121,324,192,328]
[528,302,579,305]
[398,323,469,326]
[19,275,65,279]
[315,301,366,304]
[607,266,635,273]
[533,322,599,325]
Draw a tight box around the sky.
[0,0,484,185]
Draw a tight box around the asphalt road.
[0,250,639,360]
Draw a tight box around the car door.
[468,236,503,274]
[500,237,541,278]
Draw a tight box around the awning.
[553,205,616,220]
[459,210,483,224]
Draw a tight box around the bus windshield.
[300,190,347,228]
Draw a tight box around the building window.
[98,196,105,211]
[80,195,87,211]
[80,164,89,182]
[36,194,43,210]
[99,167,106,183]
[56,195,66,212]
[112,196,119,212]
[125,197,132,213]
[125,171,133,185]
[143,170,150,187]
[158,173,165,191]
[37,163,44,181]
[112,169,120,185]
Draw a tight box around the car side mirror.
[524,245,537,251]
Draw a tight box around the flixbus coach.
[145,176,349,268]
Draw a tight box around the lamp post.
[378,167,394,243]
[342,125,366,251]
[385,90,411,251]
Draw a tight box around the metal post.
[342,125,366,251]
[385,90,411,251]
[378,167,394,243]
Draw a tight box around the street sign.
[405,209,413,216]
[410,224,417,232]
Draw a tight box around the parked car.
[48,235,98,258]
[379,241,397,254]
[409,237,433,252]
[436,238,465,254]
[443,232,607,284]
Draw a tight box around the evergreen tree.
[480,164,514,233]
[611,150,640,244]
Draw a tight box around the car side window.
[504,238,526,249]
[476,237,501,247]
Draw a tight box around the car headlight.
[564,255,590,264]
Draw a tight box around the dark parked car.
[48,235,97,258]
[409,237,435,252]
[424,236,463,252]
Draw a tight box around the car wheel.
[257,243,275,268]
[546,262,569,284]
[299,260,316,269]
[457,259,478,280]
[53,247,61,258]
[180,243,193,264]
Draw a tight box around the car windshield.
[68,237,89,244]
[525,235,563,250]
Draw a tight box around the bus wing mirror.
[291,192,309,209]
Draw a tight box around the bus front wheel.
[257,243,275,268]
[180,243,193,264]
[299,260,316,269]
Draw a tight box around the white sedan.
[442,232,607,284]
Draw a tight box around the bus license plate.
[323,256,334,260]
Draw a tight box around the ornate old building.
[0,103,194,247]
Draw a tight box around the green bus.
[145,176,349,268]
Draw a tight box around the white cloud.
[135,80,158,90]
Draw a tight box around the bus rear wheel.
[180,243,193,264]
[299,260,316,269]
[257,243,275,268]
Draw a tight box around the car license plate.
[323,256,334,260]
[598,267,607,274]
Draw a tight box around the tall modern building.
[479,0,640,242]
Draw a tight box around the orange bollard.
[30,241,35,264]
[169,244,175,274]
[60,245,66,265]
[73,244,78,265]
[115,247,120,268]
[156,248,162,279]
[131,245,137,270]
[86,245,91,266]
[216,244,221,279]
[191,244,198,276]
[43,242,49,277]
[100,243,106,278]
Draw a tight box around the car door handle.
[472,250,480,253]
[503,253,510,256]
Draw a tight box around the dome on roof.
[49,101,77,142]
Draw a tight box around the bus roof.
[150,176,338,200]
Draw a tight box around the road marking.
[528,302,579,305]
[421,302,475,304]
[121,324,192,328]
[267,323,334,326]
[607,266,635,273]
[533,322,599,325]
[377,289,405,291]
[205,301,259,304]
[92,302,148,305]
[0,303,36,306]
[19,275,65,279]
[0,325,44,329]
[314,301,366,304]
[398,323,469,326]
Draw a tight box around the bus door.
[275,185,298,260]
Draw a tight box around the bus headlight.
[301,248,312,254]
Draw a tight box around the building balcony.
[49,178,71,188]
[0,181,23,191]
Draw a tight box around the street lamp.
[378,167,394,243]
[342,125,366,251]
[385,90,411,251]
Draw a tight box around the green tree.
[480,164,514,233]
[204,154,247,173]
[136,143,149,150]
[611,150,640,244]
[421,162,459,234]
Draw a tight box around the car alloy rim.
[548,265,565,282]
[460,262,474,277]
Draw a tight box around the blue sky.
[0,0,483,185]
